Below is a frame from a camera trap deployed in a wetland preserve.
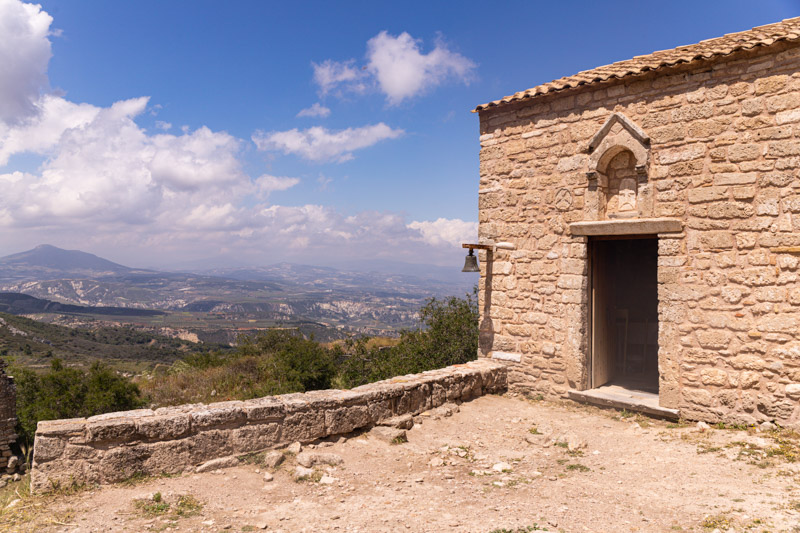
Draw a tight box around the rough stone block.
[281,410,326,443]
[325,405,372,435]
[136,413,191,441]
[87,418,137,443]
[230,423,281,454]
[97,445,152,483]
[191,402,246,429]
[32,436,65,464]
[243,397,286,422]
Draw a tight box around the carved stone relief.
[584,113,651,220]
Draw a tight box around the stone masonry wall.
[30,360,506,492]
[0,366,17,473]
[477,41,800,427]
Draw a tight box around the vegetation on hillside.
[0,312,223,371]
[6,289,478,448]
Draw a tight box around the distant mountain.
[0,244,146,282]
[0,245,475,334]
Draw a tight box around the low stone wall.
[30,360,507,492]
[0,367,17,474]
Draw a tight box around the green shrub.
[13,358,144,445]
[336,288,478,388]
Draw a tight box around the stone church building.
[473,18,800,427]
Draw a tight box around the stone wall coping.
[569,218,683,236]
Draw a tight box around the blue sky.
[0,0,798,270]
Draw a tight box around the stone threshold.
[568,385,680,420]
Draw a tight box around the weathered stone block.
[32,436,65,464]
[136,413,191,441]
[243,397,286,422]
[281,410,326,443]
[230,424,281,454]
[325,405,372,435]
[97,445,152,483]
[87,418,137,443]
[191,401,246,429]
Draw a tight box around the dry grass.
[322,336,400,350]
[0,473,88,532]
[136,355,291,408]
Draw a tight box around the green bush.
[336,289,478,388]
[13,359,144,445]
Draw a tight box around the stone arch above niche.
[585,113,652,220]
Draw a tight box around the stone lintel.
[569,218,683,236]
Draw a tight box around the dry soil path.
[5,394,800,532]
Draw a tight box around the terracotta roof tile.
[474,17,800,112]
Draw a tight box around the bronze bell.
[462,248,480,272]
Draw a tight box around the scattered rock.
[319,474,336,485]
[429,457,445,467]
[296,452,344,468]
[760,421,776,431]
[286,442,302,455]
[294,466,315,480]
[369,426,407,444]
[196,455,239,473]
[567,434,587,451]
[696,421,710,432]
[263,451,285,469]
[432,403,460,417]
[263,472,274,482]
[492,462,512,473]
[7,455,19,471]
[378,414,414,430]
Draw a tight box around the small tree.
[13,359,144,446]
[337,287,479,388]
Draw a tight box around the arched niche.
[584,113,652,220]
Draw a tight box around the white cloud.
[252,123,403,163]
[312,59,366,95]
[296,102,331,118]
[0,94,99,165]
[0,1,472,269]
[312,31,476,105]
[0,0,53,122]
[255,174,300,197]
[407,218,478,247]
[0,95,253,227]
[367,32,476,105]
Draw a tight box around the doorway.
[590,237,659,393]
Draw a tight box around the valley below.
[0,245,474,369]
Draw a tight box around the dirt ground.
[3,394,800,533]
